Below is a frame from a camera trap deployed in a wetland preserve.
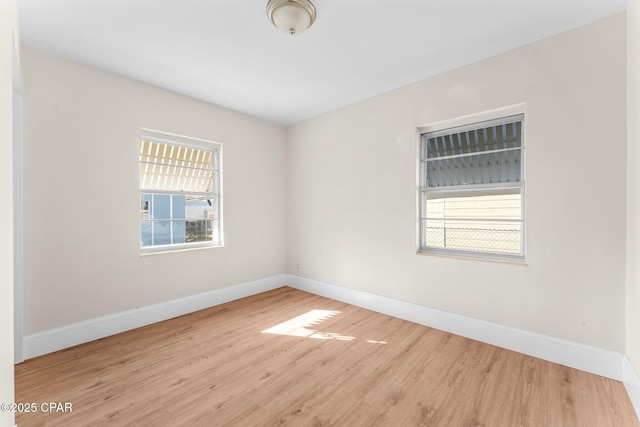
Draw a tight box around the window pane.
[172,195,186,219]
[186,220,213,243]
[426,146,521,187]
[140,194,151,220]
[152,194,171,220]
[173,221,186,244]
[141,221,153,247]
[186,196,215,220]
[426,190,521,220]
[425,219,522,254]
[211,219,220,243]
[424,190,522,255]
[423,219,444,247]
[154,221,171,245]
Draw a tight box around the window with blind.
[419,114,524,260]
[139,130,222,253]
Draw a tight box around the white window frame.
[139,128,223,254]
[417,106,526,262]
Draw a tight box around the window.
[139,130,222,253]
[419,114,524,260]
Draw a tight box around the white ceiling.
[18,0,628,125]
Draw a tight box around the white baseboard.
[287,274,624,381]
[623,357,640,421]
[23,274,287,360]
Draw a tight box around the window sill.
[417,249,527,265]
[140,244,223,256]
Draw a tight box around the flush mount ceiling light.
[267,0,317,36]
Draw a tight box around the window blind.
[139,139,216,193]
[422,115,522,187]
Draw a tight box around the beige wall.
[0,0,16,424]
[628,1,640,374]
[21,48,287,334]
[287,14,627,351]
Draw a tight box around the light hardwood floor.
[15,287,639,426]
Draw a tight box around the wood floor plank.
[14,287,639,426]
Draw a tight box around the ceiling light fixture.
[266,0,316,36]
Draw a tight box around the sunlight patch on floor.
[261,309,355,341]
